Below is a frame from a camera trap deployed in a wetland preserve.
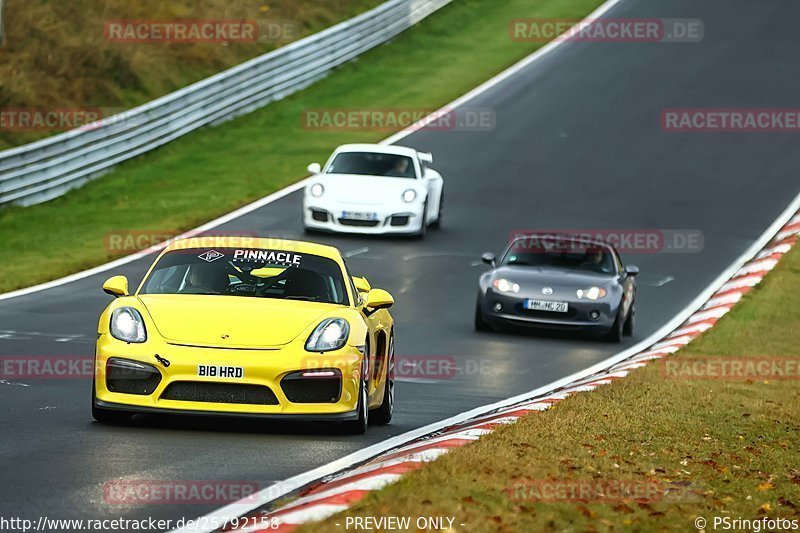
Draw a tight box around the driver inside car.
[386,157,411,177]
[183,263,227,294]
[581,250,613,274]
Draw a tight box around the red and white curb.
[198,212,800,532]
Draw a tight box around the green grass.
[0,0,383,149]
[304,244,800,531]
[0,0,603,294]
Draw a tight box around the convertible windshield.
[141,248,349,304]
[503,239,616,275]
[326,152,416,179]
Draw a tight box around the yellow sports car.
[92,236,395,433]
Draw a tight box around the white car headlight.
[310,183,325,198]
[401,189,417,203]
[306,318,350,352]
[110,307,147,343]
[492,278,520,293]
[576,287,607,300]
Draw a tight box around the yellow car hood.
[138,294,335,348]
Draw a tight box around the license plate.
[197,365,244,378]
[341,211,377,221]
[524,299,569,313]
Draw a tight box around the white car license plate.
[524,299,569,313]
[341,211,377,221]
[197,365,244,378]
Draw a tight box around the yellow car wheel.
[370,334,394,425]
[343,347,369,434]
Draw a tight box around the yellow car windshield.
[141,248,349,305]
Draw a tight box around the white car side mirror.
[418,152,433,164]
[307,162,322,174]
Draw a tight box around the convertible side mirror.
[307,162,322,174]
[352,276,372,293]
[103,275,129,297]
[481,252,496,267]
[365,289,394,310]
[625,265,640,276]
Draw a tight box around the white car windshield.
[326,152,416,179]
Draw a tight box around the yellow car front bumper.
[93,333,364,420]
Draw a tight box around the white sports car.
[302,144,444,236]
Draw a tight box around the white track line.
[165,0,800,529]
[0,0,626,304]
[1,0,788,528]
[217,197,800,532]
[168,159,800,533]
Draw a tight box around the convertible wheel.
[370,334,394,425]
[91,380,133,425]
[474,300,492,332]
[605,310,624,343]
[343,354,370,434]
[623,302,635,336]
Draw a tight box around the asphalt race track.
[2,0,800,525]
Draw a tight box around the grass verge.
[0,0,603,294]
[304,243,800,531]
[0,0,383,149]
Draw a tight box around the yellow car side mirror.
[103,275,129,297]
[365,288,394,310]
[352,276,371,293]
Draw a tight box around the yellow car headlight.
[110,307,147,343]
[306,318,350,352]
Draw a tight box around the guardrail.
[0,0,452,207]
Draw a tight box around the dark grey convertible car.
[475,235,638,341]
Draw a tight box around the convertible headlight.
[310,183,325,198]
[576,287,607,300]
[305,318,350,352]
[492,278,520,293]
[401,189,417,203]
[110,307,147,343]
